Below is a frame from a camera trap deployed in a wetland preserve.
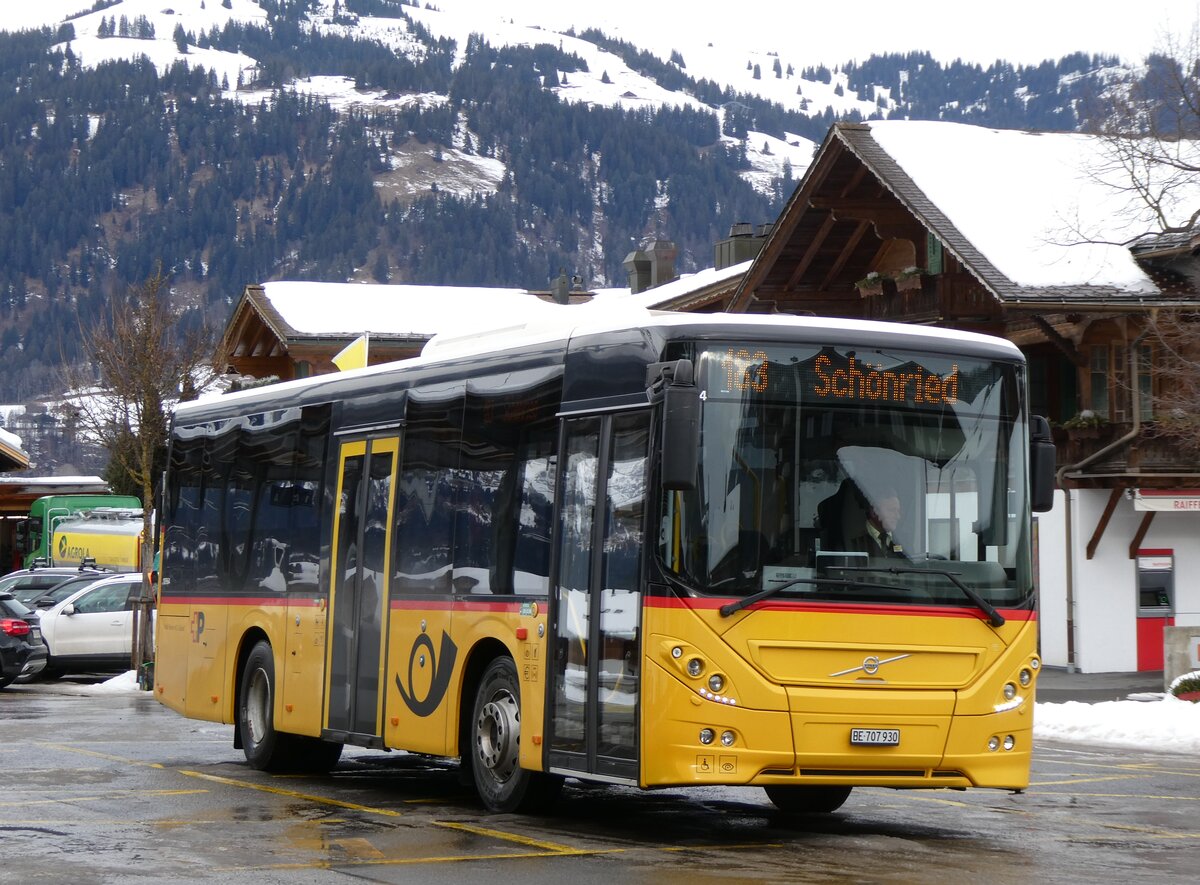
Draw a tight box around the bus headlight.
[1002,682,1017,701]
[687,658,704,677]
[708,673,725,693]
[720,730,736,747]
[699,728,715,745]
[1018,668,1033,687]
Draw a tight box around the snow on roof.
[260,261,752,342]
[260,281,558,338]
[590,261,753,309]
[0,427,26,456]
[865,121,1200,293]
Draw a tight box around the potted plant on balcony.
[855,272,884,297]
[893,266,925,293]
[1061,411,1108,440]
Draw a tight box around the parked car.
[0,592,48,687]
[37,573,147,677]
[0,565,110,607]
[17,572,113,610]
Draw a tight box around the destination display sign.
[707,345,970,408]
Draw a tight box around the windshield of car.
[27,576,106,607]
[658,341,1033,610]
[3,574,74,602]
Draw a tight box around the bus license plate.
[851,728,900,746]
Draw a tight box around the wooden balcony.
[1053,422,1196,486]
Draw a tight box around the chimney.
[551,269,570,304]
[624,248,652,294]
[645,239,677,288]
[715,222,770,270]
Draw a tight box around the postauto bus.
[153,312,1054,814]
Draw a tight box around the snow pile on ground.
[76,670,141,694]
[1034,696,1200,753]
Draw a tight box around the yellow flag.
[332,334,368,371]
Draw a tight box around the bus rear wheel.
[469,657,562,813]
[238,639,342,773]
[764,785,852,814]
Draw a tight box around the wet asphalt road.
[2,678,1197,884]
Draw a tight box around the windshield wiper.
[718,574,915,617]
[717,566,1006,628]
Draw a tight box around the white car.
[37,573,150,677]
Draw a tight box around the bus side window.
[393,392,460,595]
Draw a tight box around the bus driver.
[847,488,907,559]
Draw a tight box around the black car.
[0,592,47,688]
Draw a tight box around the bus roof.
[176,311,1021,423]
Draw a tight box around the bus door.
[547,411,650,782]
[325,436,398,743]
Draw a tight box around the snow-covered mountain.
[0,0,1180,414]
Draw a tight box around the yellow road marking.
[1067,792,1200,803]
[1101,823,1200,840]
[37,743,165,769]
[1030,774,1147,787]
[214,849,622,872]
[434,820,584,854]
[2,790,210,808]
[176,770,405,817]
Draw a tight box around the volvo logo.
[829,653,911,678]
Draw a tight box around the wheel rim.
[245,666,271,746]
[475,688,520,785]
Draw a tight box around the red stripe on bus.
[644,595,1035,621]
[389,599,524,613]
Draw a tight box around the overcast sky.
[434,0,1197,67]
[3,0,1195,67]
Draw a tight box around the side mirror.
[1030,415,1056,513]
[648,360,700,492]
[62,603,77,616]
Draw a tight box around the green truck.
[13,494,142,569]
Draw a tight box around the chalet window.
[1088,343,1153,422]
[1089,346,1109,418]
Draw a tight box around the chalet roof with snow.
[222,264,750,381]
[730,120,1200,318]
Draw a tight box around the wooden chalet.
[727,121,1200,496]
[721,119,1200,673]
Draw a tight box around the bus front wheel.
[469,656,562,813]
[764,785,852,814]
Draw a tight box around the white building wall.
[1035,488,1200,673]
[1035,490,1069,668]
[1071,490,1138,672]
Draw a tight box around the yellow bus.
[154,312,1055,813]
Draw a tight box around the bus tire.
[764,785,852,814]
[289,735,344,774]
[469,656,562,813]
[238,640,292,771]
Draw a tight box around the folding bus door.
[325,436,398,743]
[547,411,650,782]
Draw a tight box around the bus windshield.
[659,341,1033,610]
